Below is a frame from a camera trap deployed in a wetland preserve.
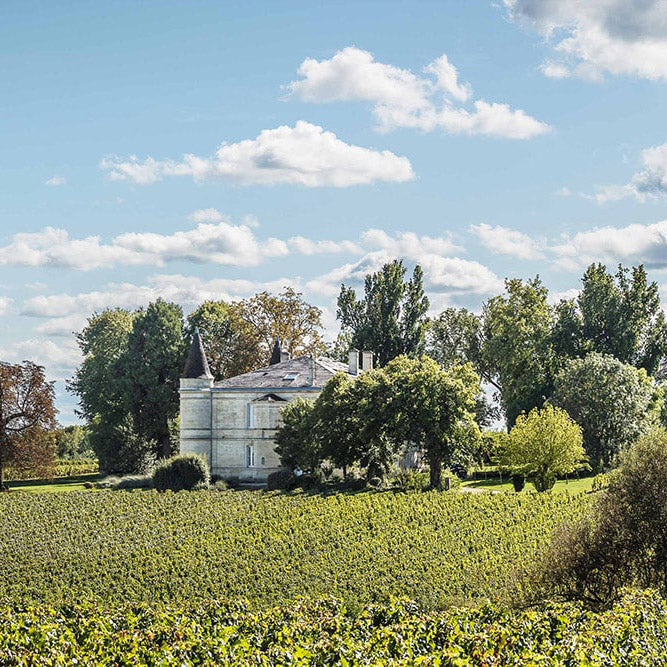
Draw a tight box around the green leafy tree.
[381,356,481,489]
[337,260,429,367]
[274,398,320,472]
[186,300,262,379]
[482,277,557,427]
[502,406,585,492]
[123,299,186,460]
[88,414,155,475]
[54,425,91,459]
[551,352,657,471]
[69,309,136,424]
[553,264,667,374]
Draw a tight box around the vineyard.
[0,489,588,607]
[2,592,666,665]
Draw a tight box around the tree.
[0,361,57,488]
[551,352,657,471]
[381,356,481,489]
[123,299,186,459]
[88,414,155,475]
[274,398,320,472]
[337,260,429,367]
[186,300,262,379]
[482,277,557,427]
[552,263,667,375]
[234,288,325,363]
[534,428,667,606]
[502,406,585,492]
[69,309,136,424]
[55,425,91,459]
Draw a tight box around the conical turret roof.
[182,327,213,379]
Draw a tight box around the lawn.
[6,473,101,493]
[461,475,595,494]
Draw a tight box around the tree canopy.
[0,361,57,487]
[337,260,429,367]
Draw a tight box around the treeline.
[69,289,324,473]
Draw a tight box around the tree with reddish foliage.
[0,361,57,489]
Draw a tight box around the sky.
[3,0,667,423]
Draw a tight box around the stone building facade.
[179,330,368,482]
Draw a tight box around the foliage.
[552,263,667,375]
[99,474,153,490]
[1,591,666,665]
[0,490,587,608]
[89,414,155,475]
[502,406,586,492]
[273,398,319,472]
[0,361,58,488]
[266,469,295,491]
[380,356,481,488]
[534,427,667,607]
[551,352,657,470]
[185,300,261,380]
[234,287,325,362]
[482,277,557,427]
[152,454,210,492]
[123,299,186,460]
[54,424,92,459]
[5,458,98,481]
[337,260,429,367]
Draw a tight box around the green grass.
[6,473,101,493]
[462,475,595,494]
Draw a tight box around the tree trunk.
[429,452,443,490]
[342,464,347,481]
[0,436,5,491]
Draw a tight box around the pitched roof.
[215,356,349,389]
[182,327,213,379]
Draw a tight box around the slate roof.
[215,356,349,390]
[182,328,213,379]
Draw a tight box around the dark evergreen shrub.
[152,454,210,492]
[267,469,295,490]
[511,474,526,492]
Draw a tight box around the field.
[0,489,588,608]
[4,488,665,665]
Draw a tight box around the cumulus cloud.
[552,220,667,270]
[287,47,550,139]
[470,223,545,259]
[45,175,66,186]
[0,296,12,315]
[593,143,667,203]
[100,121,414,187]
[505,0,667,81]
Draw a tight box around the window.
[261,456,266,466]
[283,372,298,381]
[246,404,254,428]
[246,445,255,467]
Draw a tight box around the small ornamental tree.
[503,406,586,492]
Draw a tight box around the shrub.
[152,454,210,492]
[532,427,667,607]
[368,476,383,489]
[391,469,431,492]
[114,475,153,490]
[267,469,295,491]
[511,474,526,492]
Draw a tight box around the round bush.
[152,454,210,492]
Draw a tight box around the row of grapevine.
[0,489,589,607]
[1,591,665,665]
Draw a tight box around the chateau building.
[179,329,372,481]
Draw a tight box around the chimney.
[270,336,282,365]
[361,350,373,372]
[348,348,359,375]
[280,349,290,363]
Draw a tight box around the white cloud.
[0,337,81,381]
[288,47,550,139]
[548,288,580,305]
[552,220,667,269]
[592,143,667,203]
[100,121,414,187]
[0,296,12,315]
[45,175,66,186]
[470,223,545,259]
[505,0,667,81]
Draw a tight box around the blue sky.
[3,0,667,423]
